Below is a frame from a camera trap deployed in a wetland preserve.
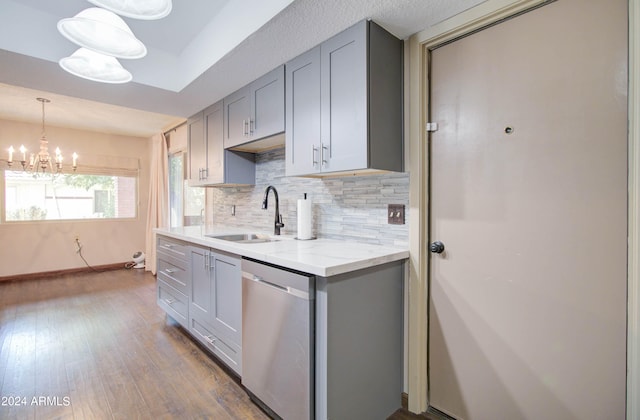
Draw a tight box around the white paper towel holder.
[296,193,316,240]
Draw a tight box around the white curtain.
[145,132,168,274]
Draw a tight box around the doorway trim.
[406,0,640,417]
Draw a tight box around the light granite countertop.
[155,226,409,277]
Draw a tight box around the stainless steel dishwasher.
[241,258,315,420]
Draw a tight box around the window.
[4,171,137,221]
[168,151,204,227]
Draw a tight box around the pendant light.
[87,0,172,20]
[59,48,132,84]
[57,7,147,59]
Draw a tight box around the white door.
[428,0,628,418]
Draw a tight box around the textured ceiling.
[0,0,485,137]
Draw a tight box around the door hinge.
[426,122,438,132]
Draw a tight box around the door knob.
[430,241,445,254]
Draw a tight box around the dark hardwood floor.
[0,268,427,419]
[0,269,269,419]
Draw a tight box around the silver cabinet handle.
[204,251,209,270]
[164,268,176,274]
[164,298,175,305]
[321,143,328,166]
[249,118,254,135]
[162,244,174,249]
[202,168,208,180]
[204,335,216,345]
[313,146,318,166]
[243,119,248,136]
[209,254,214,272]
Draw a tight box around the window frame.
[1,168,140,224]
[168,149,204,228]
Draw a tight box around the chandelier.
[6,98,78,175]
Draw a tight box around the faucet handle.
[276,214,285,228]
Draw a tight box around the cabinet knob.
[430,241,445,254]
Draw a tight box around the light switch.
[388,204,405,225]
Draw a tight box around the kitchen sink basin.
[206,233,280,244]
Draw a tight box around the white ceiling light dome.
[87,0,172,20]
[59,48,133,84]
[57,7,147,59]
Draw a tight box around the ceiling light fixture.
[57,7,147,59]
[6,98,78,176]
[59,48,132,84]
[87,0,172,20]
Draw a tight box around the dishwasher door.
[241,258,315,420]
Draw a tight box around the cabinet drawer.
[190,317,241,375]
[157,236,189,260]
[157,280,188,328]
[157,255,188,294]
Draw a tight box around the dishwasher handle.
[242,271,312,300]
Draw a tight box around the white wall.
[0,118,150,277]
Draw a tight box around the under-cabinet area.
[155,229,408,419]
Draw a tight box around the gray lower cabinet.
[156,236,190,328]
[188,100,256,186]
[316,261,404,419]
[286,19,403,176]
[188,244,242,375]
[224,65,285,149]
[156,233,404,419]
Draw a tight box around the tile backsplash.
[207,148,409,247]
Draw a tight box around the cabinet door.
[223,87,250,149]
[211,252,242,346]
[187,112,206,185]
[204,101,223,184]
[285,46,321,176]
[189,246,212,321]
[251,65,285,140]
[320,20,368,172]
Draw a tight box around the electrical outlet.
[388,204,405,225]
[74,236,82,254]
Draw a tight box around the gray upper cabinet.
[187,111,206,185]
[251,66,285,140]
[204,102,224,184]
[188,100,256,186]
[285,46,321,176]
[222,88,250,149]
[224,65,285,149]
[286,20,403,177]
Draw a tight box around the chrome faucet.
[262,185,284,235]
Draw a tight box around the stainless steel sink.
[205,233,279,244]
